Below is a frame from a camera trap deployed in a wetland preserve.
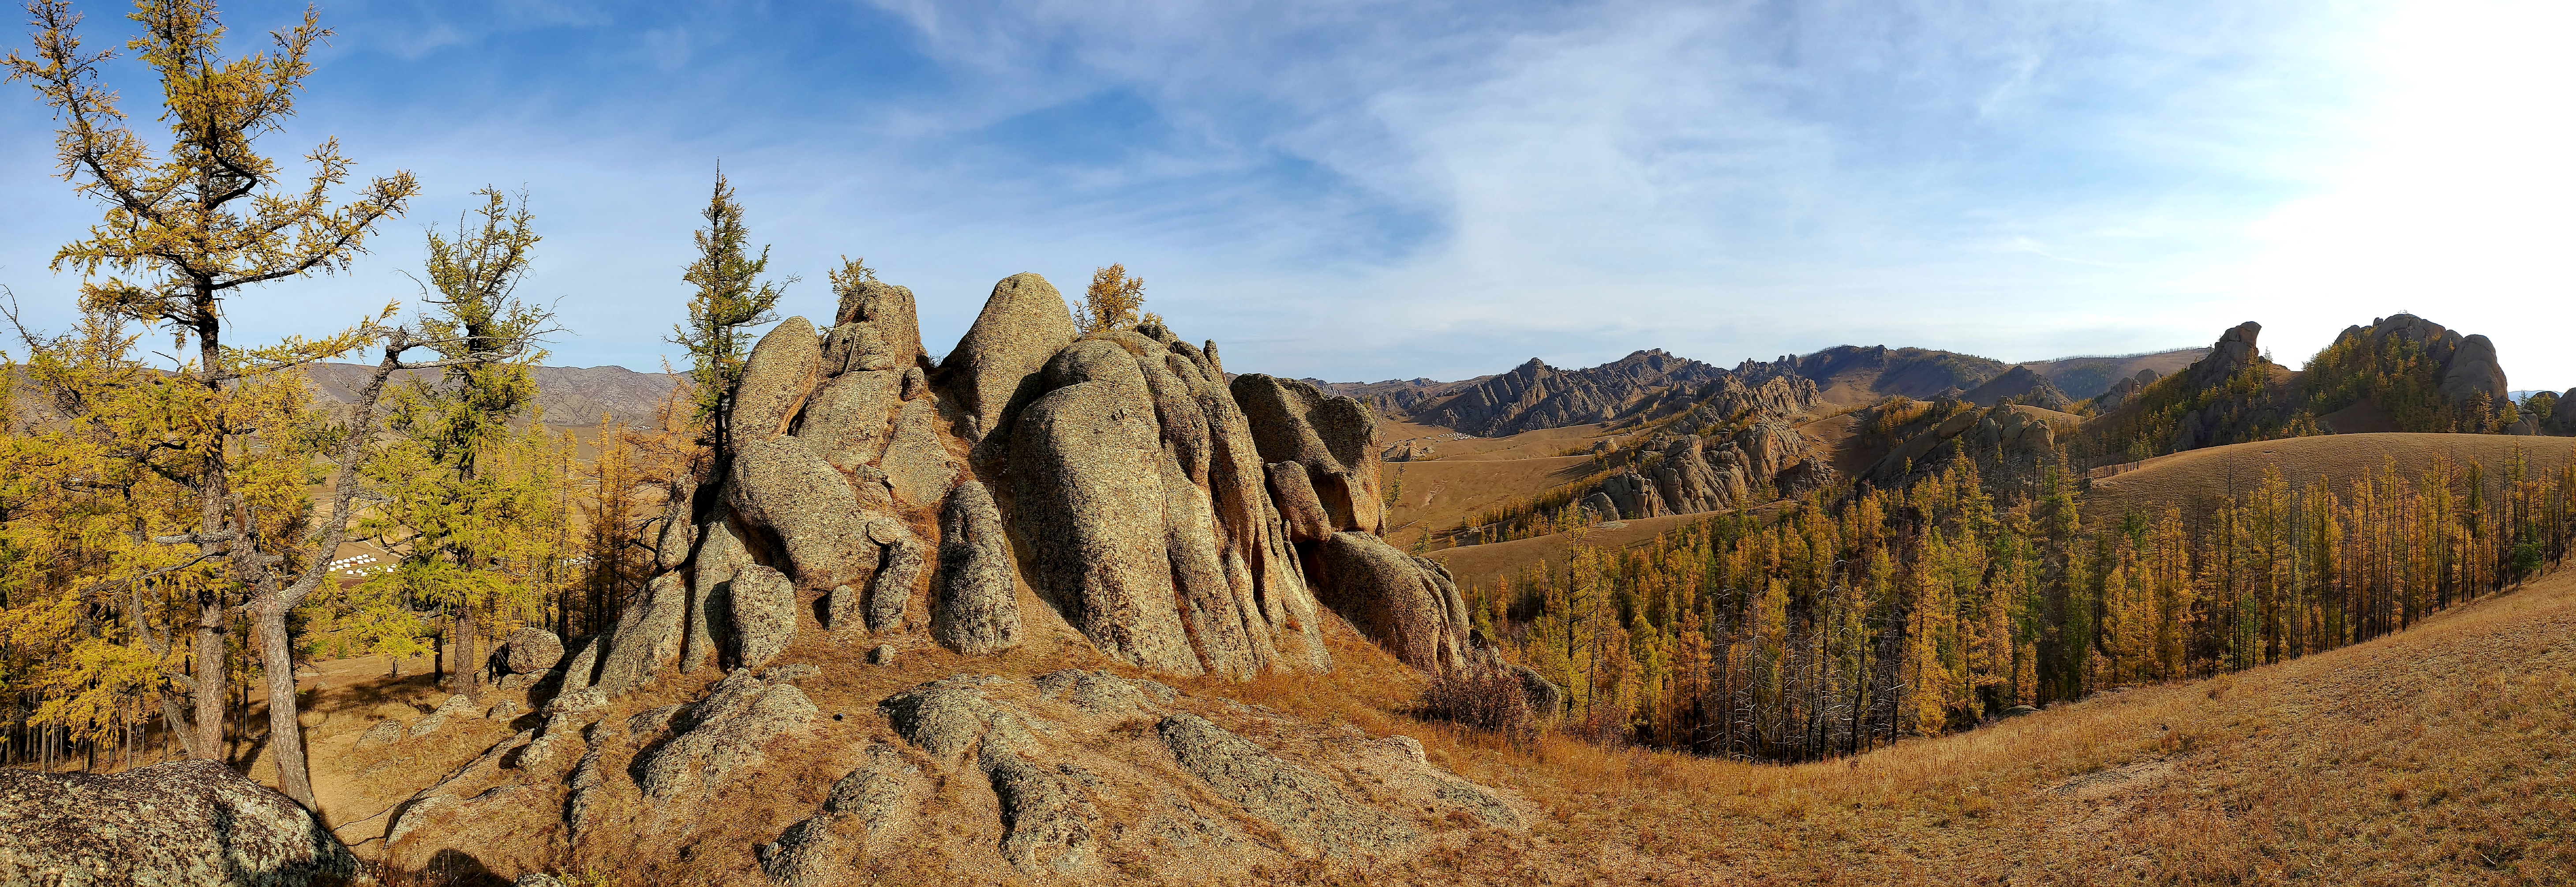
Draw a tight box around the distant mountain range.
[1313,344,2210,436]
[307,363,682,429]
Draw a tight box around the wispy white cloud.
[3,0,2565,390]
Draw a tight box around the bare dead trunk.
[252,599,316,808]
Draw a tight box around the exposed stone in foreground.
[0,760,359,887]
[636,669,818,801]
[1156,711,1418,855]
[757,744,917,887]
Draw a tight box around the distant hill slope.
[307,363,680,428]
[2019,347,2208,400]
[1398,349,1734,437]
[1738,345,2011,406]
[1305,376,1488,419]
[2082,432,2576,525]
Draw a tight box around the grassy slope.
[224,531,2576,885]
[2084,432,2576,526]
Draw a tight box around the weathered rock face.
[997,332,1328,677]
[729,564,799,671]
[730,318,823,454]
[503,627,565,674]
[1310,532,1470,674]
[945,273,1079,439]
[1599,470,1662,521]
[1156,711,1417,854]
[637,669,817,801]
[0,760,359,886]
[931,481,1022,655]
[1232,373,1384,535]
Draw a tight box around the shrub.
[1421,669,1540,744]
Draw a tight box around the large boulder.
[727,437,869,592]
[729,564,799,671]
[1309,532,1470,674]
[502,627,565,674]
[588,571,690,696]
[730,318,824,454]
[945,273,1078,439]
[931,481,1022,654]
[0,760,359,886]
[833,279,925,370]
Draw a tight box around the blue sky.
[3,0,2570,390]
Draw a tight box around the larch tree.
[6,0,541,807]
[669,169,790,470]
[355,188,558,703]
[1074,263,1146,334]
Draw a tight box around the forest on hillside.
[1465,444,2576,761]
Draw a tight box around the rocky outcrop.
[2090,368,2163,413]
[1310,533,1471,674]
[1959,366,2073,411]
[0,760,359,886]
[637,669,817,801]
[998,332,1327,677]
[1865,404,2078,485]
[2323,314,2512,409]
[1599,470,1662,521]
[930,481,1021,655]
[945,273,1079,439]
[1156,711,1417,854]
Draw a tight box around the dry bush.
[1419,669,1539,745]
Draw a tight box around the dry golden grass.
[2083,432,2576,527]
[1234,562,2576,886]
[1381,454,1599,548]
[259,530,2576,886]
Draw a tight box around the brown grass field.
[2084,432,2576,526]
[205,518,2576,886]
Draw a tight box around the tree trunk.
[192,590,225,762]
[252,600,317,808]
[455,609,483,701]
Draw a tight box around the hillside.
[307,362,680,430]
[2019,347,2207,400]
[2084,432,2576,525]
[1738,344,2010,406]
[233,510,2576,885]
